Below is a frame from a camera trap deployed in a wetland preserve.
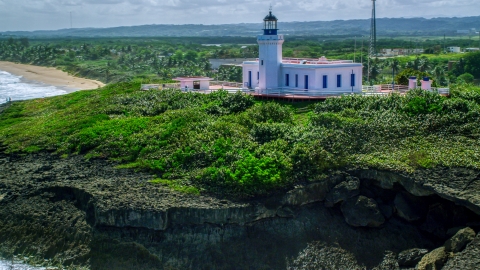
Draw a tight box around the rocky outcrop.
[417,247,449,270]
[1,153,480,269]
[397,248,429,267]
[443,233,480,269]
[444,227,476,253]
[341,196,385,227]
[324,176,360,207]
[354,168,480,217]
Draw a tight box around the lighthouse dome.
[264,11,278,21]
[263,10,278,35]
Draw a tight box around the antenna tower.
[369,0,377,58]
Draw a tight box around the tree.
[19,38,29,48]
[432,65,447,86]
[418,57,431,72]
[386,58,400,85]
[395,68,430,86]
[464,51,480,78]
[457,73,474,83]
[184,50,198,61]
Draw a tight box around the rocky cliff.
[1,152,479,269]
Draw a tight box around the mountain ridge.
[1,16,479,38]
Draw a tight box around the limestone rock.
[397,248,429,267]
[416,247,448,270]
[394,192,427,222]
[444,227,476,253]
[371,251,399,270]
[341,196,385,227]
[325,176,360,207]
[443,233,480,270]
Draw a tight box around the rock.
[371,251,399,270]
[444,227,476,253]
[416,247,448,270]
[420,203,451,238]
[443,233,480,269]
[324,176,360,207]
[282,174,344,206]
[397,248,429,267]
[378,203,393,219]
[394,192,427,222]
[446,226,465,238]
[276,207,295,218]
[341,196,385,227]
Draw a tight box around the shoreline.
[0,61,105,92]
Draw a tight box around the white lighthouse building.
[243,10,363,94]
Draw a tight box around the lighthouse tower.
[258,8,284,90]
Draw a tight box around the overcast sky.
[0,0,479,32]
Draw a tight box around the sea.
[0,70,71,104]
[0,259,45,270]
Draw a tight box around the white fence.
[362,85,450,96]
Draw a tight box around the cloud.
[0,0,479,31]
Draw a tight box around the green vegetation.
[0,37,258,83]
[1,81,480,197]
[2,36,480,86]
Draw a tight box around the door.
[248,71,252,88]
[193,81,200,89]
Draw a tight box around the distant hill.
[1,16,479,38]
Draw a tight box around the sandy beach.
[0,61,105,92]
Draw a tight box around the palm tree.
[386,59,400,88]
[432,65,447,86]
[418,57,431,72]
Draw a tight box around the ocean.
[0,70,70,104]
[0,259,45,270]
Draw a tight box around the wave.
[0,259,45,270]
[0,70,68,104]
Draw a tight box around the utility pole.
[444,34,446,53]
[361,38,364,65]
[354,36,357,62]
[368,0,377,84]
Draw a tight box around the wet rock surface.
[1,153,480,269]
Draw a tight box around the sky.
[0,0,479,32]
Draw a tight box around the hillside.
[2,83,480,269]
[1,16,480,38]
[1,82,480,197]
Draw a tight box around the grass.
[149,179,200,195]
[1,81,480,197]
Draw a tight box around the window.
[305,75,309,89]
[257,72,260,80]
[337,74,342,88]
[261,60,264,65]
[323,75,328,89]
[285,74,290,86]
[295,74,298,87]
[351,74,355,87]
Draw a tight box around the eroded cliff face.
[0,153,479,269]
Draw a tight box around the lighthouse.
[257,8,284,90]
[242,9,363,94]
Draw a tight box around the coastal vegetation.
[1,37,479,86]
[1,81,480,197]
